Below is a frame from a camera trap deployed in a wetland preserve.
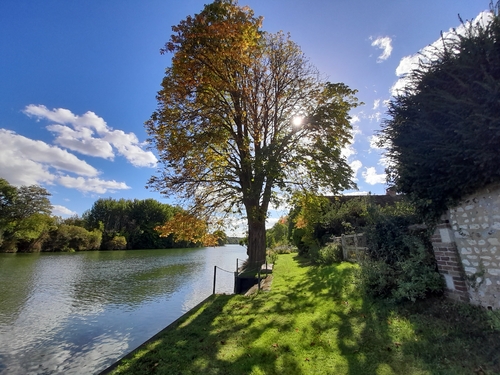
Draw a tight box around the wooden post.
[234,271,238,294]
[258,267,261,291]
[213,266,217,294]
[341,234,347,260]
[354,233,359,261]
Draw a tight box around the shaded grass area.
[107,254,500,375]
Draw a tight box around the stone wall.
[433,183,500,309]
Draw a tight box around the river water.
[0,245,247,375]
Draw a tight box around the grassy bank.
[107,254,500,375]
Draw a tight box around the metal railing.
[212,265,236,294]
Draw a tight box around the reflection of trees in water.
[0,255,39,324]
[70,250,204,310]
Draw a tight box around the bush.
[360,204,444,302]
[43,224,102,251]
[311,242,343,265]
[105,235,127,250]
[291,227,308,255]
[361,234,443,301]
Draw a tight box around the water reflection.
[0,245,246,375]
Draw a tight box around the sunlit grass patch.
[107,254,500,375]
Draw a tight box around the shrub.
[313,242,343,265]
[266,244,296,264]
[291,227,308,255]
[361,233,443,301]
[360,203,444,302]
[105,235,127,250]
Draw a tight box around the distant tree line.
[0,178,227,253]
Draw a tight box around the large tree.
[146,0,360,264]
[380,5,500,221]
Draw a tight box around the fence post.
[234,271,238,294]
[354,233,359,261]
[341,234,347,260]
[258,266,261,291]
[213,266,217,294]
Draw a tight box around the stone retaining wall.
[433,183,500,309]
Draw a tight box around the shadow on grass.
[106,254,500,375]
[294,254,500,375]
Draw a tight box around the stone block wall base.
[444,289,470,303]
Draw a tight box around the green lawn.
[106,254,500,375]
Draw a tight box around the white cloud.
[391,11,493,96]
[56,176,130,194]
[266,217,280,229]
[371,36,393,62]
[351,124,362,137]
[362,167,386,185]
[378,155,392,168]
[0,151,55,186]
[349,160,362,179]
[341,122,363,161]
[24,105,157,168]
[341,144,356,160]
[46,124,115,159]
[52,205,77,216]
[369,134,383,150]
[102,130,157,167]
[0,129,98,178]
[0,129,130,194]
[373,99,380,110]
[368,112,382,123]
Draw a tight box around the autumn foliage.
[147,0,359,264]
[155,212,222,247]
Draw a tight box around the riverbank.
[106,254,500,375]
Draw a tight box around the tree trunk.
[246,216,267,267]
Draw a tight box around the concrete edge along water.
[97,294,215,375]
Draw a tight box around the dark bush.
[360,203,444,302]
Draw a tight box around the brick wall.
[432,219,469,303]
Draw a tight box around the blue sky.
[0,0,490,234]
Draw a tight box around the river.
[0,245,247,375]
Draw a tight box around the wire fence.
[212,258,272,295]
[212,265,237,294]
